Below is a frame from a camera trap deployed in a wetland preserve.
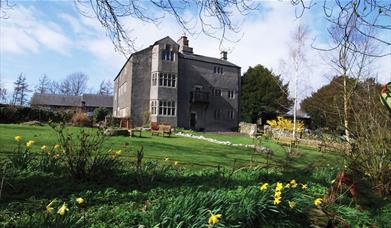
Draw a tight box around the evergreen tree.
[240,65,292,123]
[12,73,31,106]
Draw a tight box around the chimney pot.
[221,51,227,60]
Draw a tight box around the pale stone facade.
[113,36,240,131]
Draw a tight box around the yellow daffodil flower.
[164,157,169,161]
[275,182,283,191]
[54,144,61,149]
[274,197,281,205]
[15,135,22,142]
[41,145,47,150]
[260,183,268,191]
[290,179,298,188]
[116,150,122,156]
[274,190,282,198]
[208,210,222,225]
[301,184,308,190]
[314,198,323,206]
[53,154,60,159]
[288,201,296,208]
[331,179,336,184]
[57,202,69,216]
[76,197,85,205]
[46,199,56,214]
[285,183,291,188]
[26,140,35,147]
[174,161,178,165]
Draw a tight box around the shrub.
[50,123,121,180]
[0,105,71,123]
[71,112,91,127]
[93,107,110,122]
[267,116,304,132]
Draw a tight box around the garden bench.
[129,128,142,137]
[150,122,172,137]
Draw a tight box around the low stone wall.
[239,122,257,136]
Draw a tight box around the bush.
[93,107,110,122]
[0,105,71,123]
[71,112,91,127]
[50,123,121,180]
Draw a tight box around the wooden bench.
[129,128,142,137]
[151,122,172,137]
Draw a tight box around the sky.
[1,0,390,102]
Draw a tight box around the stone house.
[113,35,241,131]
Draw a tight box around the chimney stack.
[177,34,193,53]
[220,51,227,60]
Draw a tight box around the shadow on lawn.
[2,167,286,204]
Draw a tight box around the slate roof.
[179,52,240,68]
[82,94,113,108]
[284,109,311,119]
[31,93,113,108]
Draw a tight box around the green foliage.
[93,107,110,122]
[8,139,34,170]
[0,105,72,123]
[50,123,121,180]
[240,65,292,123]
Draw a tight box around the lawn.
[2,123,385,227]
[0,124,333,168]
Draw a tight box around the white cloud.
[0,5,72,55]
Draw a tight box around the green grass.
[0,123,388,227]
[0,124,334,168]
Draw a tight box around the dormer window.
[162,44,175,61]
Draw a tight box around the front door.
[190,113,197,129]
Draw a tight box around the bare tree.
[12,73,31,106]
[0,0,13,19]
[294,0,391,57]
[75,0,259,54]
[35,74,50,94]
[60,72,88,96]
[98,80,113,95]
[0,77,7,104]
[47,80,60,94]
[283,24,309,140]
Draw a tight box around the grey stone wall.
[177,56,240,131]
[130,48,152,127]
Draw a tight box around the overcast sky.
[1,1,390,101]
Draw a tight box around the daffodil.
[290,179,298,188]
[260,183,268,191]
[285,183,291,188]
[314,198,323,206]
[274,197,281,205]
[15,135,22,142]
[76,197,85,205]
[331,179,336,184]
[274,190,282,198]
[26,140,34,147]
[46,199,56,214]
[54,144,61,149]
[53,154,60,159]
[301,184,308,190]
[164,157,169,161]
[57,202,69,216]
[174,161,178,165]
[208,210,222,225]
[41,145,47,150]
[288,201,296,208]
[116,150,122,156]
[275,182,283,191]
